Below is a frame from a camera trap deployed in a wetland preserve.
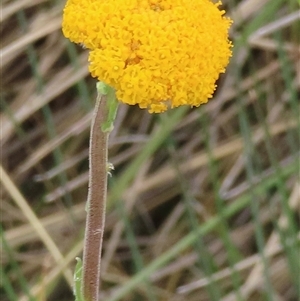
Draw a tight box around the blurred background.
[1,0,299,300]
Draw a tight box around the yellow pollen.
[62,0,233,113]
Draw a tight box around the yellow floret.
[62,0,232,113]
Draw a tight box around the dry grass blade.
[0,165,73,287]
[1,0,299,301]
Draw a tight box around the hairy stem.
[82,90,110,301]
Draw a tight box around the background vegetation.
[1,0,299,300]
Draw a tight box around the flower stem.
[82,83,118,301]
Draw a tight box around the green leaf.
[73,257,84,301]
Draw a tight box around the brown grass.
[1,0,299,301]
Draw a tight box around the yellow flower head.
[62,0,232,113]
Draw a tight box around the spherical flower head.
[62,0,232,113]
